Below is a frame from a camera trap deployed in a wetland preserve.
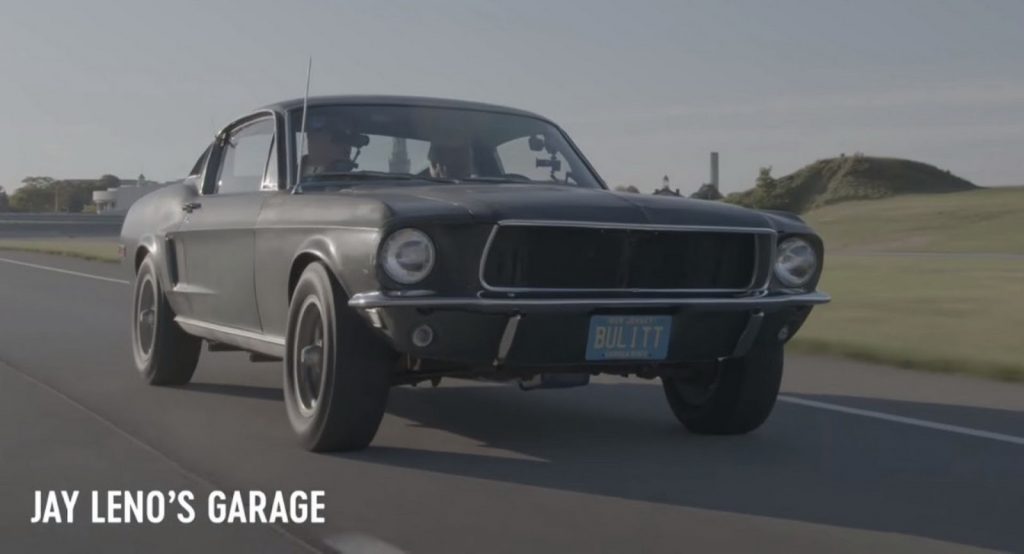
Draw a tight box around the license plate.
[585,315,672,361]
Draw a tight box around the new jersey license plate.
[585,315,672,361]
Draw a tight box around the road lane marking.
[324,533,407,554]
[0,256,129,285]
[779,395,1024,446]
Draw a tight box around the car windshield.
[290,104,601,188]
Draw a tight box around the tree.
[66,191,86,213]
[740,166,794,210]
[10,176,57,212]
[614,185,640,193]
[691,183,723,200]
[20,176,56,189]
[63,180,110,213]
[0,185,8,212]
[755,166,776,193]
[97,174,121,189]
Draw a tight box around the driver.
[427,141,473,179]
[302,116,359,175]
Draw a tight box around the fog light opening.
[777,325,791,342]
[411,325,435,348]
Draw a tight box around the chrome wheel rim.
[293,297,326,417]
[136,274,157,358]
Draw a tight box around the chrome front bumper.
[348,291,831,312]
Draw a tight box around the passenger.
[427,141,473,179]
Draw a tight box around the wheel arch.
[133,234,168,276]
[288,243,352,303]
[134,245,150,273]
[133,233,163,267]
[132,235,184,319]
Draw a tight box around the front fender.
[255,224,382,339]
[120,183,196,289]
[290,235,347,297]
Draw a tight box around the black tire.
[283,262,396,452]
[661,336,784,435]
[131,254,201,385]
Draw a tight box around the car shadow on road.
[345,382,1024,552]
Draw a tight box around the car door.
[172,115,278,331]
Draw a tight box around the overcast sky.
[1,0,1022,194]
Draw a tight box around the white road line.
[0,256,130,285]
[779,395,1024,446]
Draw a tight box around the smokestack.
[710,152,719,189]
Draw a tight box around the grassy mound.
[727,155,978,213]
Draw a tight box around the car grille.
[481,224,763,291]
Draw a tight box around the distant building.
[92,173,174,214]
[690,151,723,200]
[389,138,411,174]
[652,175,681,197]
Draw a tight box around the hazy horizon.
[1,0,1022,195]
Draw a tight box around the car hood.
[344,183,776,229]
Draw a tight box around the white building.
[93,174,176,214]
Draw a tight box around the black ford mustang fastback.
[121,95,829,451]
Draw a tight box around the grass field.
[0,238,121,263]
[804,186,1024,254]
[792,255,1024,380]
[796,186,1024,380]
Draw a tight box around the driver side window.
[214,118,276,194]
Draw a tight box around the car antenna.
[294,56,313,192]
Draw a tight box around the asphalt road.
[0,251,1022,553]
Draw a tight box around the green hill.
[727,155,978,213]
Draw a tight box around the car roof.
[260,95,553,123]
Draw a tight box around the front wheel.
[283,263,396,452]
[661,337,784,434]
[131,254,201,385]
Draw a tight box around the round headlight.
[381,228,435,285]
[774,237,818,288]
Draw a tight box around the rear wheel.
[662,337,783,434]
[131,254,201,385]
[283,263,396,452]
